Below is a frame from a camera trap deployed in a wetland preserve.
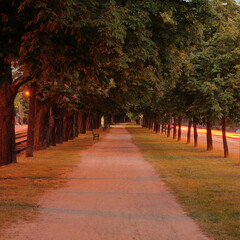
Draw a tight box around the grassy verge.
[0,130,106,236]
[127,125,240,240]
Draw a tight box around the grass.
[127,125,240,240]
[0,130,105,236]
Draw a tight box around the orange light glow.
[24,91,30,96]
[179,126,240,141]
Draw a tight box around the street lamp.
[24,90,30,97]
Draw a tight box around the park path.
[5,125,210,240]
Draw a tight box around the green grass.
[127,125,240,240]
[0,131,105,236]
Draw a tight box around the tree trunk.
[78,113,82,133]
[167,124,171,137]
[34,100,51,150]
[86,113,93,131]
[55,108,64,144]
[0,83,16,166]
[68,114,74,140]
[154,119,157,133]
[92,114,97,129]
[142,115,146,127]
[206,119,213,151]
[26,84,36,157]
[98,114,102,128]
[222,116,229,158]
[178,115,182,141]
[63,114,69,142]
[96,114,101,129]
[173,116,177,139]
[0,62,17,166]
[34,95,59,150]
[148,119,151,129]
[92,113,98,130]
[74,113,79,138]
[79,112,87,134]
[193,122,198,147]
[187,119,192,144]
[49,107,56,146]
[150,119,153,130]
[149,119,152,129]
[146,118,149,129]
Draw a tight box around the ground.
[3,124,210,240]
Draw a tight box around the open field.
[127,125,240,240]
[0,131,104,236]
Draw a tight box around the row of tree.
[0,0,239,166]
[136,0,240,158]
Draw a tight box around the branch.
[11,75,31,93]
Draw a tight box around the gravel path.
[5,125,210,240]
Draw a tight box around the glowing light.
[24,91,30,96]
[180,126,240,141]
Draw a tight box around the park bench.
[92,131,100,140]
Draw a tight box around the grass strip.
[0,130,105,236]
[127,125,240,240]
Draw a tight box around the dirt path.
[5,125,210,240]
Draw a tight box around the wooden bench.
[92,131,100,140]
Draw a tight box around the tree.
[188,0,240,155]
[0,0,214,166]
[0,0,79,165]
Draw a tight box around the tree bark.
[0,62,17,166]
[154,119,157,133]
[26,84,36,157]
[193,122,198,147]
[173,116,177,139]
[92,113,99,130]
[178,115,182,141]
[0,83,16,166]
[79,112,87,134]
[78,112,83,133]
[68,113,74,140]
[187,119,192,144]
[222,116,229,158]
[55,107,64,144]
[142,115,146,127]
[74,113,79,138]
[167,124,171,137]
[86,113,93,131]
[148,119,152,129]
[49,107,56,146]
[63,114,69,142]
[34,100,51,150]
[206,119,213,151]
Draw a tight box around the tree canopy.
[0,0,239,165]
